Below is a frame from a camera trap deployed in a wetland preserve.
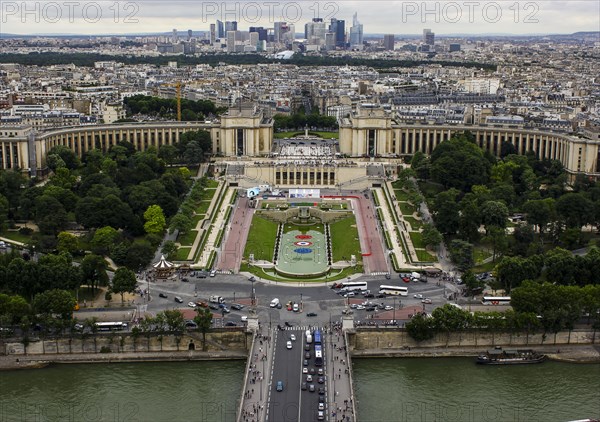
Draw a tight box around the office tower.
[210,24,216,44]
[225,21,237,32]
[349,13,363,48]
[423,28,435,45]
[249,27,268,41]
[325,32,335,50]
[383,34,395,50]
[249,31,259,48]
[330,18,346,47]
[172,29,178,43]
[216,20,224,38]
[226,30,237,52]
[305,18,326,44]
[274,22,292,44]
[449,43,461,52]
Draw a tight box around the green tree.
[193,307,213,350]
[523,198,556,242]
[405,313,435,342]
[33,289,76,320]
[421,223,442,249]
[35,195,68,235]
[449,239,474,272]
[111,267,137,303]
[91,226,120,255]
[163,309,185,332]
[161,240,178,259]
[480,201,509,234]
[158,145,178,164]
[432,188,460,235]
[56,232,79,254]
[555,193,594,229]
[169,213,193,235]
[80,254,109,293]
[143,205,166,235]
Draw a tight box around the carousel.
[152,255,177,279]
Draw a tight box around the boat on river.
[476,348,546,365]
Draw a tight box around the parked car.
[158,293,168,298]
[185,321,198,329]
[225,322,237,327]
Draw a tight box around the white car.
[187,302,197,308]
[384,305,393,311]
[356,305,365,310]
[422,298,432,304]
[414,294,423,299]
[303,367,308,374]
[290,334,296,341]
[287,341,292,349]
[318,403,325,411]
[306,375,313,382]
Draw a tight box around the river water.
[1,358,598,422]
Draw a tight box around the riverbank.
[351,344,600,363]
[0,350,247,371]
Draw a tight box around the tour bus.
[314,344,323,366]
[95,322,128,331]
[305,329,313,344]
[378,285,409,296]
[313,329,322,345]
[339,281,368,293]
[481,296,511,306]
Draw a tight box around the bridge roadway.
[238,323,356,422]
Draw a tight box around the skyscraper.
[225,21,237,32]
[423,28,435,45]
[329,18,345,48]
[216,20,224,38]
[209,24,216,44]
[172,29,178,43]
[349,13,363,49]
[383,34,395,50]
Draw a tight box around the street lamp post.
[393,296,396,324]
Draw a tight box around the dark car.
[365,307,376,312]
[197,272,208,279]
[307,312,317,317]
[305,352,311,359]
[185,321,198,329]
[304,343,311,351]
[377,294,387,298]
[276,381,284,392]
[181,278,189,282]
[158,293,168,298]
[225,322,237,327]
[276,303,282,309]
[231,304,244,311]
[301,382,307,391]
[318,395,325,403]
[309,384,316,393]
[209,304,219,310]
[364,293,375,298]
[303,359,308,366]
[318,376,325,384]
[309,368,316,375]
[284,321,293,327]
[174,296,184,303]
[318,387,325,395]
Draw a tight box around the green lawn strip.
[206,250,216,270]
[399,202,416,216]
[177,229,198,247]
[175,247,192,261]
[0,230,32,244]
[196,201,211,215]
[193,228,211,262]
[372,191,381,207]
[329,216,361,262]
[382,185,399,225]
[214,229,225,248]
[414,249,437,262]
[209,186,228,221]
[192,214,205,227]
[205,179,219,188]
[399,231,413,264]
[376,208,385,222]
[390,253,401,272]
[403,216,423,230]
[383,230,393,249]
[243,216,279,262]
[409,231,425,249]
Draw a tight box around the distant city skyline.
[0,1,598,36]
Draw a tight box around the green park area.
[243,215,279,262]
[329,216,361,262]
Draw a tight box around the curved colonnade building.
[1,105,599,184]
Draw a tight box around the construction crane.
[154,81,182,121]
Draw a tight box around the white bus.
[339,281,368,293]
[378,285,409,296]
[95,322,128,331]
[481,296,511,306]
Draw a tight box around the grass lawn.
[473,260,498,273]
[243,216,279,261]
[175,247,192,261]
[403,216,423,230]
[409,231,425,249]
[196,201,211,215]
[0,230,32,244]
[201,188,217,201]
[282,223,324,234]
[418,180,445,198]
[330,216,361,262]
[191,214,204,227]
[177,229,198,247]
[393,189,410,202]
[474,247,492,264]
[205,179,219,188]
[414,249,437,262]
[399,202,416,216]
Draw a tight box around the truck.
[270,298,280,308]
[209,295,224,304]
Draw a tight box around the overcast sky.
[1,1,598,36]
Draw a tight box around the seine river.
[1,358,599,422]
